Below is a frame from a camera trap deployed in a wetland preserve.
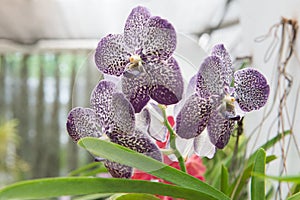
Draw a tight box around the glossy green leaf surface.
[78,137,230,200]
[0,177,218,200]
[251,148,266,200]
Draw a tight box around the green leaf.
[251,148,266,200]
[229,162,253,200]
[78,137,230,200]
[288,192,300,200]
[252,174,300,183]
[228,155,276,199]
[220,165,229,194]
[0,177,220,200]
[114,193,160,200]
[68,162,107,176]
[265,185,274,200]
[73,193,112,200]
[289,183,300,196]
[248,130,290,164]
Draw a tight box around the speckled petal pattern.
[142,16,176,61]
[109,129,162,163]
[66,107,101,142]
[95,34,130,76]
[196,56,224,98]
[90,80,116,127]
[148,57,183,106]
[111,93,135,134]
[104,127,162,178]
[124,6,151,50]
[207,110,235,149]
[90,80,136,134]
[211,44,233,86]
[176,94,212,139]
[104,160,133,178]
[234,68,270,112]
[121,71,151,113]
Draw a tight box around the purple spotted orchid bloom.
[176,44,270,149]
[95,6,183,113]
[66,80,161,178]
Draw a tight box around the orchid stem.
[159,105,187,173]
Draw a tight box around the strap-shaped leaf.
[78,137,230,200]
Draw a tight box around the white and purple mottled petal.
[121,71,151,113]
[90,80,136,134]
[104,160,132,178]
[90,80,116,127]
[109,129,162,163]
[173,75,197,118]
[124,6,151,50]
[142,16,176,61]
[66,107,102,142]
[196,56,225,98]
[207,110,235,149]
[111,93,135,134]
[193,130,216,159]
[234,68,270,112]
[176,94,212,139]
[95,34,131,76]
[211,44,233,86]
[186,74,197,97]
[147,57,183,106]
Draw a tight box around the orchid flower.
[176,44,270,152]
[94,6,183,113]
[66,80,161,178]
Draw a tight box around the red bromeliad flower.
[132,116,206,200]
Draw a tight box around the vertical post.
[45,53,61,177]
[18,54,30,170]
[0,55,6,119]
[32,54,45,178]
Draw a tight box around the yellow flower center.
[129,54,142,69]
[224,94,235,105]
[223,94,235,112]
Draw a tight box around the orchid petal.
[147,57,183,106]
[176,94,212,139]
[142,16,176,61]
[211,44,233,86]
[207,110,235,149]
[109,130,162,163]
[135,106,167,142]
[90,80,116,127]
[111,93,135,134]
[121,71,151,113]
[196,56,224,98]
[104,160,132,178]
[124,6,151,50]
[146,103,167,141]
[234,68,270,112]
[175,137,194,159]
[66,107,102,142]
[194,130,216,159]
[95,34,130,76]
[90,80,135,134]
[135,108,151,130]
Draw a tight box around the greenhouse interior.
[0,0,300,200]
